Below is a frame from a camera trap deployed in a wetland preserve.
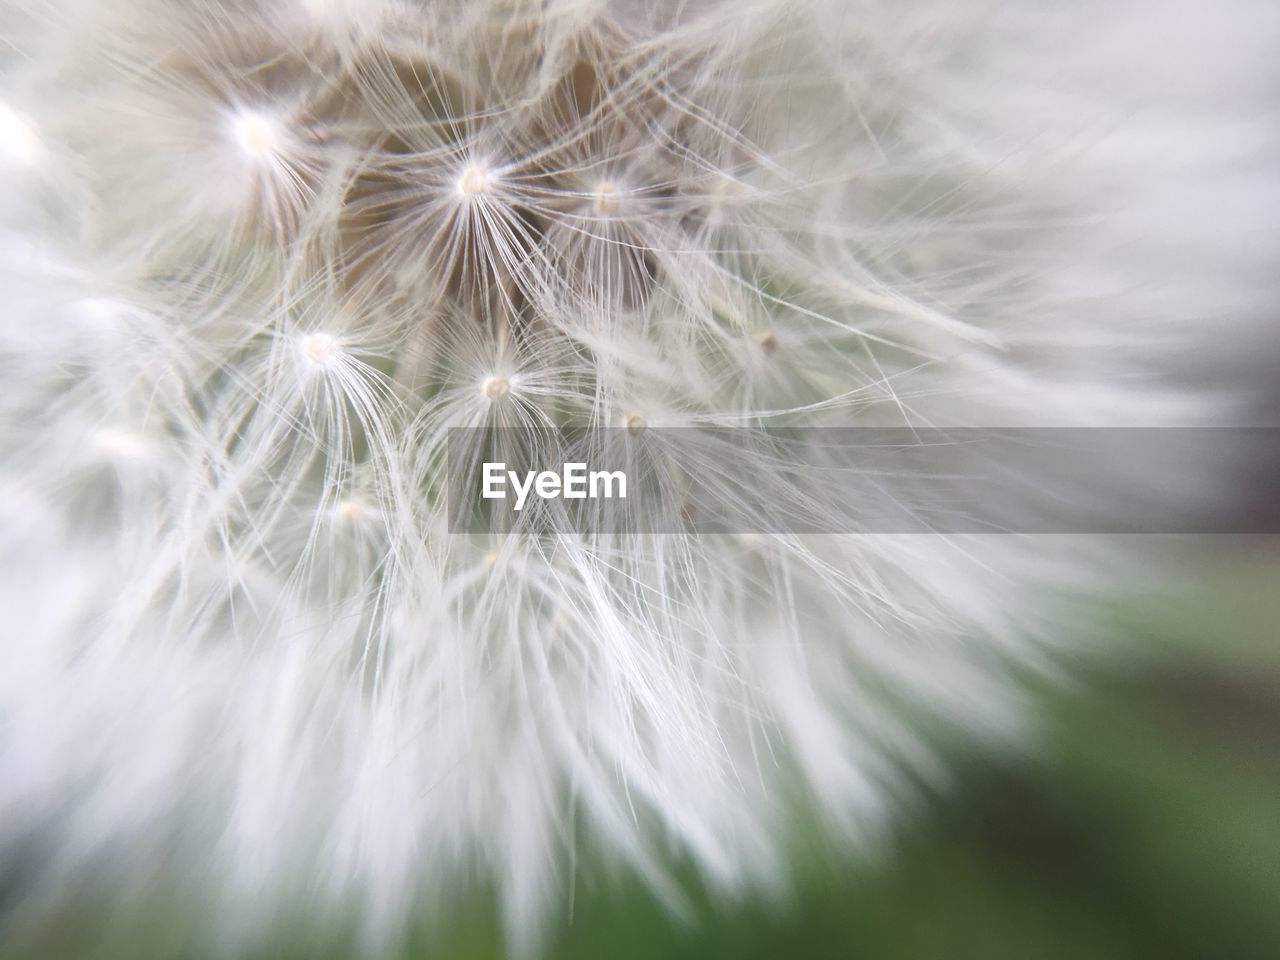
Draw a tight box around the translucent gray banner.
[446,428,1279,534]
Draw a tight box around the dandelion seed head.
[1,0,1276,956]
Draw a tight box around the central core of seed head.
[233,110,280,159]
[592,180,620,213]
[335,498,367,524]
[302,332,338,365]
[482,375,509,400]
[457,164,489,197]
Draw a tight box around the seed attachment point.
[457,164,490,198]
[482,375,509,400]
[301,332,340,366]
[231,109,282,160]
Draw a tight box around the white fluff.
[0,0,1276,955]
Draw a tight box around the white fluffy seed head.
[1,1,1277,958]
